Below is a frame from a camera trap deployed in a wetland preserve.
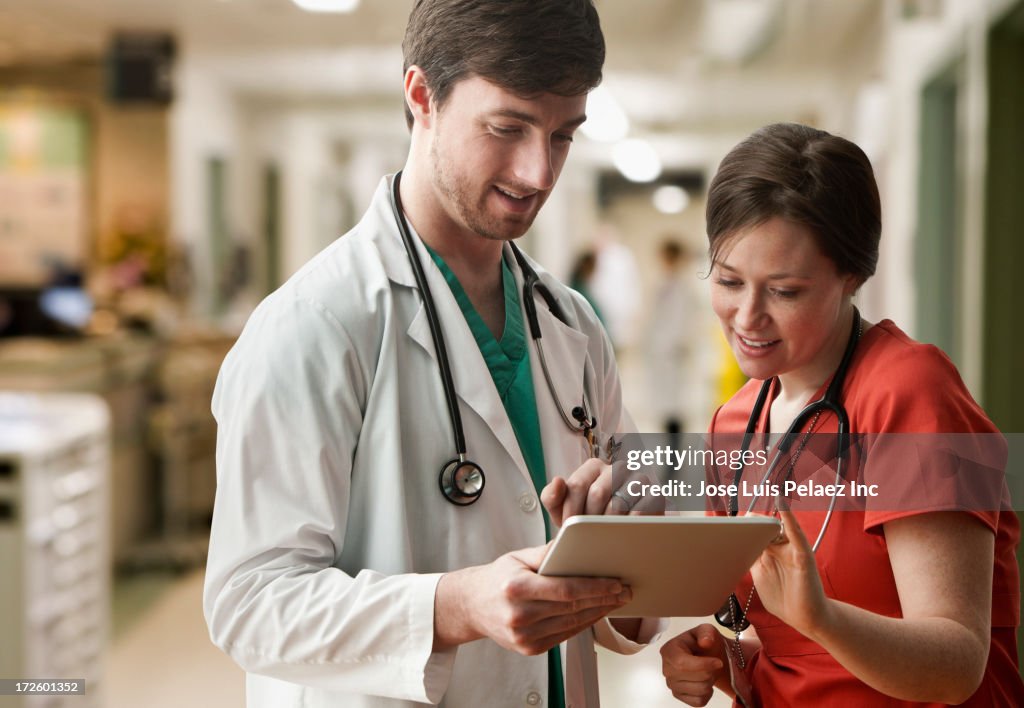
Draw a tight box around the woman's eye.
[715,278,741,289]
[771,289,799,299]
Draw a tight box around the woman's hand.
[661,624,729,706]
[749,503,830,638]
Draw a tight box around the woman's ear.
[842,273,863,298]
[404,66,434,130]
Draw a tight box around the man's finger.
[627,475,667,515]
[606,490,631,515]
[584,463,613,514]
[561,460,603,520]
[526,585,633,622]
[540,478,568,526]
[529,602,625,645]
[519,542,554,568]
[521,573,625,603]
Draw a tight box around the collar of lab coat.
[364,175,591,485]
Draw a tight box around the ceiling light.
[291,0,360,13]
[652,185,690,214]
[701,0,783,64]
[612,139,662,183]
[580,86,629,143]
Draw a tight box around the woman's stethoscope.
[389,171,600,506]
[715,308,862,631]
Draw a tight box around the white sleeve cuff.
[591,617,667,655]
[414,573,458,704]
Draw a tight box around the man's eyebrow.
[488,109,588,130]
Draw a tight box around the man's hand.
[540,458,615,528]
[541,458,666,528]
[661,624,730,706]
[433,543,631,654]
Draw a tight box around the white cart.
[0,393,110,708]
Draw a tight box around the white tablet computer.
[537,515,781,617]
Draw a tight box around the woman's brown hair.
[706,123,881,285]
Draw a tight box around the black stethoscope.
[388,171,599,506]
[715,308,861,630]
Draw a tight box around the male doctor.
[204,1,659,706]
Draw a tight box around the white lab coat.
[205,177,659,708]
[643,274,696,424]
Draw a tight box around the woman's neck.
[774,308,858,413]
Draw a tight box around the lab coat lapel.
[507,248,592,479]
[365,176,416,289]
[375,191,529,481]
[407,263,528,477]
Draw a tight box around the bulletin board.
[0,105,89,286]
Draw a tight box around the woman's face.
[710,217,858,387]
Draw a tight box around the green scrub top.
[427,247,566,708]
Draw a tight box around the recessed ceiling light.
[652,185,690,214]
[291,0,360,14]
[612,139,662,183]
[580,86,629,143]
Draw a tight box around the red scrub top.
[709,320,1023,707]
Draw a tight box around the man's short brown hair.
[402,0,605,129]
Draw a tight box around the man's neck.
[398,165,507,339]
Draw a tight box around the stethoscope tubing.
[388,171,598,504]
[389,171,469,460]
[740,400,847,552]
[732,310,861,551]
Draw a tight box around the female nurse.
[660,123,1024,707]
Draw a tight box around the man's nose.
[513,137,555,192]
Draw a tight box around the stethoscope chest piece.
[439,458,485,506]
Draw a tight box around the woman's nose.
[735,290,768,331]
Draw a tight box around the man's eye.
[554,133,574,144]
[492,126,521,136]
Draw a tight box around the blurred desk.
[144,333,234,565]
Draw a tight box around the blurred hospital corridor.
[3,0,1024,706]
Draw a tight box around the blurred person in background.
[642,238,697,434]
[569,249,605,324]
[204,2,659,707]
[589,223,642,351]
[660,123,1023,707]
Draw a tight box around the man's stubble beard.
[429,137,533,243]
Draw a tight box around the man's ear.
[404,66,434,129]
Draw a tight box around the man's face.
[427,75,587,242]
